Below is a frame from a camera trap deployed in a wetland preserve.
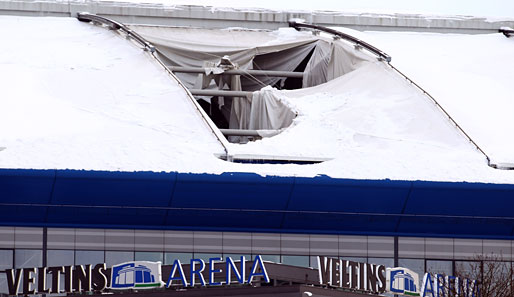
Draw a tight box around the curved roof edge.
[1,169,513,239]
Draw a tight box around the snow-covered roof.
[1,15,514,184]
[0,16,226,172]
[363,30,514,167]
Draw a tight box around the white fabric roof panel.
[0,16,226,172]
[362,30,514,169]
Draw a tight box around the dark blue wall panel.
[289,176,411,213]
[0,169,54,203]
[171,172,293,210]
[0,169,514,239]
[396,216,514,238]
[46,206,110,224]
[51,170,176,207]
[405,181,514,217]
[0,205,48,223]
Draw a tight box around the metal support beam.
[190,89,253,97]
[220,129,280,137]
[168,66,304,78]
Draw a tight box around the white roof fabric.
[361,30,514,169]
[0,16,226,172]
[1,16,514,184]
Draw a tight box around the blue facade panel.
[46,206,167,227]
[0,169,54,203]
[396,216,514,238]
[405,181,514,217]
[51,170,176,207]
[46,206,110,224]
[0,205,48,224]
[289,176,411,213]
[0,169,514,238]
[171,172,293,210]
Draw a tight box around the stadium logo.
[111,261,165,289]
[387,267,420,296]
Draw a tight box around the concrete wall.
[1,0,513,33]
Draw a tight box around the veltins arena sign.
[318,256,479,297]
[5,256,269,296]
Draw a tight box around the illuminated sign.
[317,256,386,293]
[6,264,108,295]
[111,261,164,289]
[5,256,269,296]
[387,267,420,296]
[420,273,479,297]
[317,256,479,297]
[165,255,269,287]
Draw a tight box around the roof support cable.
[75,12,232,161]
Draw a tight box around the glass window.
[368,257,394,268]
[45,274,66,294]
[484,261,510,279]
[222,254,251,262]
[399,258,425,277]
[47,250,74,267]
[427,260,453,276]
[193,253,222,263]
[340,257,367,263]
[310,256,319,269]
[15,249,42,268]
[165,252,193,265]
[310,256,335,269]
[0,273,7,294]
[75,250,104,266]
[0,250,13,270]
[135,252,163,263]
[257,255,280,263]
[281,255,309,267]
[456,261,480,279]
[483,261,511,295]
[106,251,133,267]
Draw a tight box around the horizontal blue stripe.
[0,169,513,239]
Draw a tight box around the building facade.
[1,223,513,293]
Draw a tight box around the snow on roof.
[1,15,514,184]
[0,16,226,172]
[361,30,514,167]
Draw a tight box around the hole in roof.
[128,26,374,145]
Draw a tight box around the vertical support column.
[43,227,48,267]
[393,236,399,267]
[42,227,48,297]
[394,236,399,297]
